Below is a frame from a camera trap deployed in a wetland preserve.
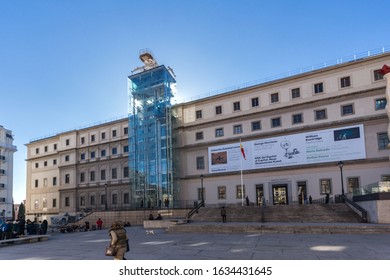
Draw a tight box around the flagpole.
[240,139,244,206]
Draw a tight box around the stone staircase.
[190,204,361,223]
[166,204,390,234]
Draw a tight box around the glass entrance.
[255,184,264,206]
[272,184,288,205]
[297,181,307,204]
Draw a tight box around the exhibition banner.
[208,124,366,173]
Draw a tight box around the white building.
[25,50,390,223]
[0,125,17,222]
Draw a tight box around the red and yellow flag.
[240,142,246,160]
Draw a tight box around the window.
[233,101,241,111]
[124,193,130,204]
[53,177,57,186]
[340,76,351,88]
[90,195,95,205]
[36,148,39,154]
[44,161,47,167]
[54,144,57,150]
[35,162,39,168]
[112,194,118,205]
[101,169,106,180]
[44,146,48,152]
[123,166,129,178]
[80,196,85,206]
[65,174,70,184]
[65,197,70,207]
[270,92,279,103]
[43,198,47,208]
[65,155,70,162]
[196,110,202,119]
[374,69,384,81]
[292,113,303,124]
[112,130,117,137]
[215,105,222,115]
[341,104,354,116]
[315,109,327,120]
[251,121,261,131]
[314,82,324,94]
[123,145,129,153]
[91,135,95,142]
[215,128,224,137]
[251,97,259,107]
[381,175,390,182]
[81,137,85,144]
[233,124,243,134]
[91,151,95,159]
[236,185,245,199]
[347,177,360,194]
[101,132,106,140]
[52,198,57,208]
[319,179,332,195]
[196,132,204,141]
[196,157,205,170]
[101,194,106,205]
[35,179,38,188]
[80,172,85,183]
[291,88,300,99]
[80,153,85,160]
[271,117,281,128]
[218,186,226,200]
[375,98,387,110]
[53,159,57,165]
[90,171,95,181]
[101,149,106,157]
[66,139,70,146]
[112,147,117,155]
[124,127,128,135]
[377,132,390,150]
[112,168,117,179]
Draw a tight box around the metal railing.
[343,195,368,223]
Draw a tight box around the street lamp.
[1,209,5,224]
[104,183,108,211]
[200,174,204,205]
[338,161,345,197]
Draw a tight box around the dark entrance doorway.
[272,184,288,205]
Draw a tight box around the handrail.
[186,200,204,220]
[343,196,368,223]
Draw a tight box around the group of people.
[0,217,48,240]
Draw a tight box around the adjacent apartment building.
[25,50,390,222]
[0,125,17,222]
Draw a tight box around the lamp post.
[200,174,204,205]
[338,161,345,197]
[1,209,5,224]
[104,183,108,211]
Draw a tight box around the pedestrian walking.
[220,206,227,223]
[108,221,129,260]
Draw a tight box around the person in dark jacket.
[108,221,129,260]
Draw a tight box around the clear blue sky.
[1,0,389,203]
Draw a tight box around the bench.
[0,235,50,245]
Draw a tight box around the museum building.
[25,50,390,221]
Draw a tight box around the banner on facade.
[208,124,366,173]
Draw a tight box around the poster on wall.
[208,124,366,173]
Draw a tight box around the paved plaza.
[1,223,390,260]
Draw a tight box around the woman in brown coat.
[108,221,129,260]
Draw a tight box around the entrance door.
[255,184,264,206]
[272,184,288,205]
[297,181,307,204]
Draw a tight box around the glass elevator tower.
[128,50,178,209]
